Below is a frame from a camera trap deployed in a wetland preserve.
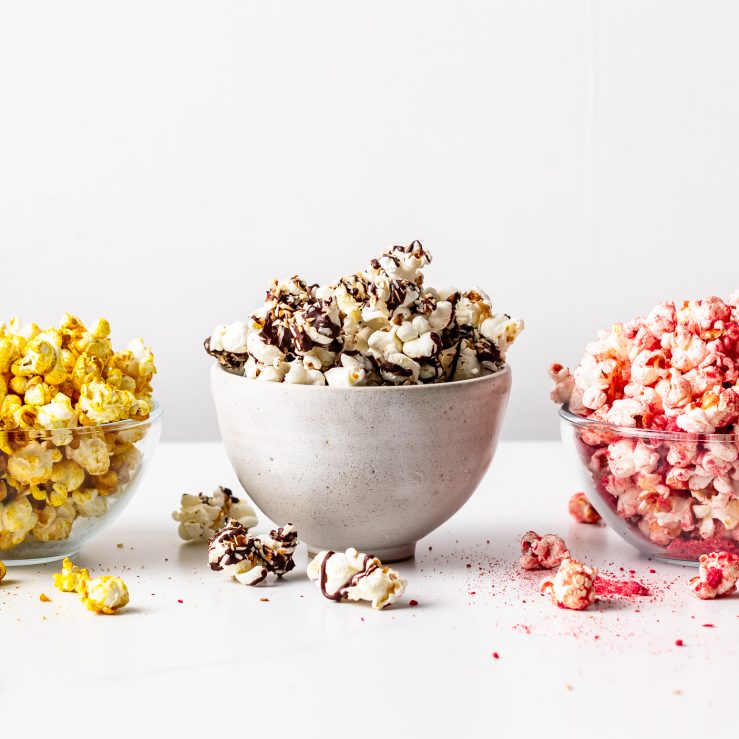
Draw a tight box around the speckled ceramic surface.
[210,363,512,561]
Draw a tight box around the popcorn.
[568,492,602,524]
[205,241,523,386]
[553,293,739,559]
[307,548,407,609]
[172,486,258,541]
[519,531,571,570]
[0,560,6,582]
[82,576,129,614]
[540,558,598,610]
[208,519,298,585]
[689,551,739,599]
[0,314,156,553]
[53,557,90,594]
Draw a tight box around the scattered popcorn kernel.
[307,547,407,609]
[208,519,298,585]
[0,560,6,582]
[568,492,602,524]
[53,557,90,594]
[173,486,257,541]
[81,575,129,614]
[520,531,571,570]
[540,558,599,610]
[689,551,739,600]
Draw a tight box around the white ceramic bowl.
[210,363,512,561]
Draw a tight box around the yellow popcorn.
[52,557,90,593]
[0,496,38,547]
[24,379,53,407]
[66,434,110,475]
[0,314,155,552]
[0,339,18,373]
[50,459,85,496]
[78,380,135,425]
[12,338,58,377]
[72,488,107,518]
[34,503,75,542]
[0,560,6,582]
[37,393,76,430]
[81,575,129,614]
[7,440,62,485]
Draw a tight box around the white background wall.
[1,1,738,441]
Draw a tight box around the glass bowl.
[559,405,739,566]
[0,403,162,565]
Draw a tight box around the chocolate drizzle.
[318,551,380,602]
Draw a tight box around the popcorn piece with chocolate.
[568,492,602,524]
[173,486,257,542]
[81,575,129,614]
[307,547,407,609]
[540,558,598,610]
[204,241,523,387]
[208,519,298,585]
[520,531,571,570]
[689,551,739,599]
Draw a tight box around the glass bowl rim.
[2,400,162,440]
[558,403,738,443]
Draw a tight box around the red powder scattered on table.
[409,599,419,607]
[675,639,684,647]
[594,577,650,598]
[702,624,715,628]
[492,652,500,659]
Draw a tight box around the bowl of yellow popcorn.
[0,314,161,565]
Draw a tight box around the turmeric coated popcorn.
[0,315,156,552]
[81,575,129,614]
[53,557,90,594]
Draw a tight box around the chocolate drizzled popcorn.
[205,241,523,386]
[307,547,407,609]
[173,486,257,542]
[208,519,298,585]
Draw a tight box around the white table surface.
[1,441,734,737]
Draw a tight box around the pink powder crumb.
[594,577,650,598]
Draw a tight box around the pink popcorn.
[568,492,602,524]
[548,363,575,405]
[520,531,571,571]
[540,558,598,610]
[553,292,739,560]
[689,551,739,599]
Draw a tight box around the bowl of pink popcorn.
[553,293,739,564]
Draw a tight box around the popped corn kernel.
[540,558,599,611]
[6,440,62,485]
[173,486,257,541]
[689,551,739,600]
[307,547,407,609]
[33,503,75,542]
[81,575,129,614]
[52,557,90,593]
[520,531,571,570]
[568,492,602,524]
[0,560,6,582]
[208,519,298,585]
